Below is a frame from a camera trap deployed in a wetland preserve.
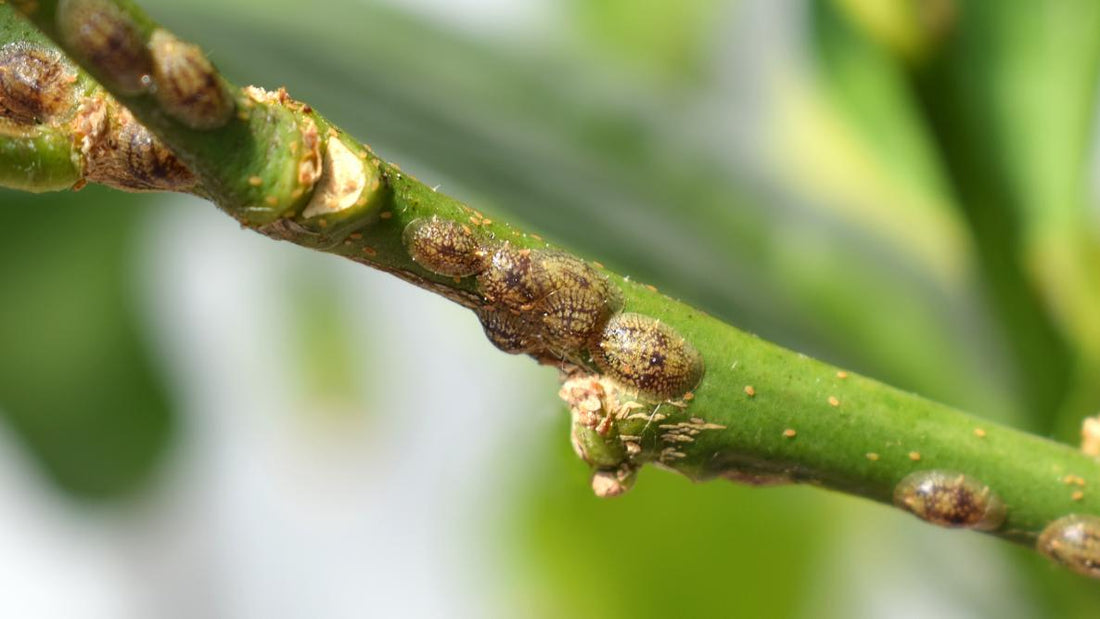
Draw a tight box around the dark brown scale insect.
[1038,514,1100,580]
[539,250,611,296]
[476,243,545,310]
[591,313,704,400]
[57,0,152,95]
[535,285,622,353]
[477,246,621,359]
[84,103,195,192]
[403,216,490,278]
[477,246,615,312]
[148,29,234,130]
[476,308,543,355]
[0,43,75,126]
[892,470,1004,531]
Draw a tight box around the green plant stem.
[0,122,80,191]
[5,0,1100,558]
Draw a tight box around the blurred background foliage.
[2,0,1100,616]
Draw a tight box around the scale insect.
[403,216,705,401]
[893,470,1005,531]
[404,215,489,278]
[592,312,704,401]
[1038,514,1100,579]
[0,42,74,126]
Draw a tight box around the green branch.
[4,0,1100,579]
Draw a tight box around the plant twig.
[4,0,1100,575]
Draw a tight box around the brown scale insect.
[1038,514,1100,580]
[478,245,615,311]
[403,216,490,278]
[591,312,704,400]
[534,285,622,353]
[892,470,1005,531]
[148,29,234,130]
[477,245,621,359]
[539,250,612,295]
[0,43,75,126]
[84,103,196,192]
[476,308,543,355]
[476,243,546,310]
[57,0,153,95]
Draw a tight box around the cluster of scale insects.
[405,214,1100,581]
[892,469,1100,579]
[403,215,704,401]
[0,0,222,193]
[57,0,234,130]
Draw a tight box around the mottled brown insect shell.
[591,312,704,400]
[1038,514,1100,580]
[892,470,1005,531]
[535,286,622,353]
[72,98,195,193]
[478,246,615,304]
[476,246,622,359]
[477,308,542,355]
[57,0,152,95]
[476,244,545,310]
[148,29,234,130]
[403,216,489,278]
[0,43,75,126]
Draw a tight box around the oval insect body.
[1038,514,1100,580]
[477,247,614,311]
[88,106,196,192]
[539,251,611,296]
[892,470,1005,531]
[591,312,704,400]
[57,0,152,95]
[476,244,545,309]
[476,308,543,355]
[403,216,489,278]
[535,286,622,353]
[0,43,74,126]
[474,243,703,398]
[148,29,234,130]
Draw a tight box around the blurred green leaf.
[945,1,1100,440]
[896,0,1100,432]
[811,0,947,213]
[0,187,174,500]
[564,0,725,86]
[284,260,375,420]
